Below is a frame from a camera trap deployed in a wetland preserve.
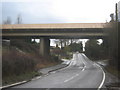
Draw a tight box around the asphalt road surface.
[12,53,105,89]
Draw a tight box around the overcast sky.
[1,0,119,47]
[1,0,120,24]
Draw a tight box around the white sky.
[1,0,120,23]
[1,0,119,47]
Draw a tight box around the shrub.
[2,48,36,78]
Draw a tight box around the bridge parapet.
[2,23,106,29]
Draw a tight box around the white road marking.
[31,76,41,81]
[44,74,49,76]
[81,54,105,89]
[79,67,83,69]
[58,61,72,71]
[78,54,86,69]
[82,66,86,71]
[64,77,74,82]
[50,71,56,74]
[2,81,27,89]
[64,73,79,83]
[95,64,106,90]
[76,74,79,76]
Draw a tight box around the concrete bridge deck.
[2,23,107,39]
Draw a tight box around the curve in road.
[11,53,105,89]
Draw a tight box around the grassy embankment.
[91,57,120,79]
[2,40,61,86]
[105,65,120,79]
[104,22,120,79]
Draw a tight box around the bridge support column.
[40,37,50,56]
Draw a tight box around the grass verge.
[2,40,61,86]
[2,71,41,86]
[105,66,120,79]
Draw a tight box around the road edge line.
[96,64,106,90]
[2,62,70,89]
[1,80,28,89]
[81,53,105,89]
[56,61,72,71]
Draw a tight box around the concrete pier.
[40,38,50,56]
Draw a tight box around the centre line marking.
[64,73,79,83]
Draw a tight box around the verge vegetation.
[2,40,61,86]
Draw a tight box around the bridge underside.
[2,35,104,39]
[2,28,106,39]
[2,28,107,56]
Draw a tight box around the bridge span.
[2,23,108,56]
[2,23,107,39]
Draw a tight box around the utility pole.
[115,3,118,22]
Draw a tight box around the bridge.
[2,23,107,38]
[2,23,108,56]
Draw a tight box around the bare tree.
[54,40,59,47]
[3,17,12,24]
[54,39,80,48]
[16,14,22,24]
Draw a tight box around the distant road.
[12,53,105,89]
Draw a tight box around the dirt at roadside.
[103,69,120,86]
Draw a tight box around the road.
[12,53,105,89]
